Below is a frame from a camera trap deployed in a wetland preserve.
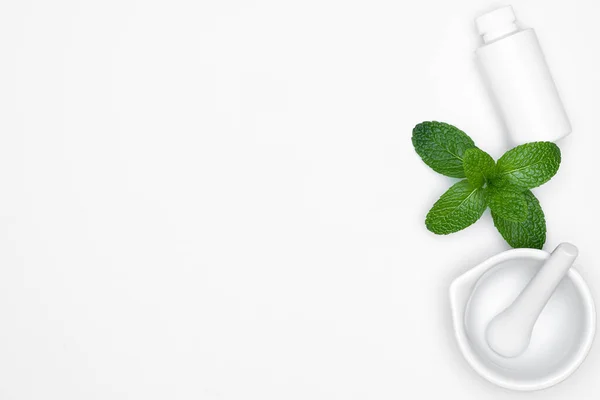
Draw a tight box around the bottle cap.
[476,6,519,44]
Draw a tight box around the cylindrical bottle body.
[476,29,571,144]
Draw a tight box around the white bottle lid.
[476,6,519,44]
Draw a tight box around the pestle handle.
[510,243,578,320]
[486,243,579,358]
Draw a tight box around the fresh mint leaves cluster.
[412,121,561,249]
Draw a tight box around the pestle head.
[486,243,579,358]
[486,311,533,358]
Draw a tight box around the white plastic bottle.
[475,6,571,144]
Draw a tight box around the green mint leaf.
[426,180,487,235]
[463,147,496,188]
[493,142,561,191]
[488,189,528,222]
[412,121,476,178]
[492,190,546,249]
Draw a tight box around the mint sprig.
[412,121,561,249]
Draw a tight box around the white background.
[0,0,599,398]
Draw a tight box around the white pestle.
[485,243,580,358]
